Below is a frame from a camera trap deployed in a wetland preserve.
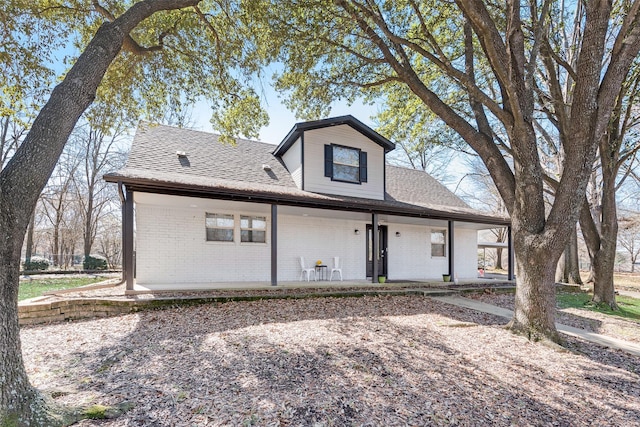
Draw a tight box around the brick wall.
[133,193,481,288]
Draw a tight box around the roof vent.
[176,150,187,158]
[262,164,272,171]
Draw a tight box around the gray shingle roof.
[124,122,296,188]
[106,122,508,225]
[385,165,470,210]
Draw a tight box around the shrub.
[83,255,108,271]
[23,256,50,271]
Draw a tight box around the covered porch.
[121,191,513,291]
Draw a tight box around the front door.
[366,225,388,277]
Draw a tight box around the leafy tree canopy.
[4,0,275,137]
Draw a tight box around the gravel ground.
[21,295,640,426]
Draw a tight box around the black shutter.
[359,151,367,182]
[324,144,333,177]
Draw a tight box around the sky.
[189,90,380,146]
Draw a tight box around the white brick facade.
[134,193,481,288]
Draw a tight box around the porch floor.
[130,277,514,294]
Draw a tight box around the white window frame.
[240,215,267,243]
[431,229,446,257]
[205,213,235,242]
[332,145,361,183]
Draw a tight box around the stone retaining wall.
[18,299,142,325]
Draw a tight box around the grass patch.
[557,292,640,322]
[84,405,109,419]
[19,277,106,301]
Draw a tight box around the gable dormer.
[273,115,395,200]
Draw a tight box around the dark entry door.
[366,225,388,277]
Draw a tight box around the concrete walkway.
[618,289,640,300]
[432,295,640,357]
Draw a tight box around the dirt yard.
[614,273,640,292]
[21,295,640,426]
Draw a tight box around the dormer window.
[324,144,368,184]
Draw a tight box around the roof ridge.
[385,163,436,174]
[137,121,277,148]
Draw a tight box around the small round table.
[314,265,327,281]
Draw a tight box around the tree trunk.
[591,174,618,308]
[592,241,618,308]
[84,195,94,258]
[557,223,582,284]
[507,227,562,343]
[580,190,618,309]
[2,2,200,423]
[495,247,503,270]
[565,223,583,284]
[0,214,60,425]
[555,250,566,283]
[52,216,60,268]
[25,211,36,264]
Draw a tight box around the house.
[104,116,512,291]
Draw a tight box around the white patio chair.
[299,256,316,281]
[330,256,343,281]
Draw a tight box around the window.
[241,215,266,243]
[324,144,367,183]
[206,213,234,242]
[431,230,446,257]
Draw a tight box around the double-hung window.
[431,230,446,257]
[241,215,266,243]
[324,144,368,184]
[205,213,234,242]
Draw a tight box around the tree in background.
[618,213,640,273]
[0,118,29,170]
[39,149,79,268]
[96,212,123,269]
[535,113,583,285]
[69,111,128,260]
[456,157,509,270]
[0,7,54,169]
[579,62,640,308]
[375,89,457,182]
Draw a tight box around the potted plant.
[378,275,386,283]
[442,274,451,282]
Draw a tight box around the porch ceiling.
[279,205,503,229]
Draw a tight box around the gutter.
[105,175,511,226]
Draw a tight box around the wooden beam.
[372,213,379,283]
[271,204,278,286]
[448,221,454,278]
[123,188,135,290]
